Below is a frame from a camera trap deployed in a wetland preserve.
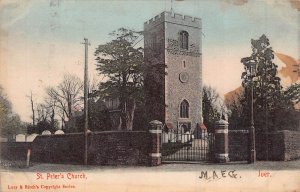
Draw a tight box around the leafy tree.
[27,119,59,135]
[282,83,300,105]
[225,88,245,130]
[66,99,111,133]
[241,34,282,133]
[36,120,58,134]
[95,28,143,131]
[0,86,12,129]
[241,34,299,132]
[273,84,300,130]
[27,124,38,135]
[1,114,25,137]
[0,85,25,137]
[202,85,226,132]
[143,40,167,124]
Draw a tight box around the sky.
[0,0,299,122]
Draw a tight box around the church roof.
[166,122,174,129]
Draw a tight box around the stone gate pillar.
[214,119,230,163]
[149,120,162,166]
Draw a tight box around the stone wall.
[31,133,84,164]
[256,133,271,160]
[31,131,151,165]
[232,130,300,161]
[88,131,150,165]
[228,130,249,161]
[281,130,300,160]
[0,142,31,161]
[226,130,300,162]
[4,128,298,165]
[259,130,300,161]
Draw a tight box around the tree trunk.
[126,98,136,131]
[120,96,127,130]
[68,100,72,119]
[120,98,136,131]
[50,108,55,129]
[30,92,35,126]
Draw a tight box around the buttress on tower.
[144,11,203,134]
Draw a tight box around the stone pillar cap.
[149,120,163,125]
[215,119,229,125]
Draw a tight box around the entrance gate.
[161,129,215,162]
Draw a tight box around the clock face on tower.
[179,72,189,83]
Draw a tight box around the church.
[103,11,203,134]
[144,11,203,134]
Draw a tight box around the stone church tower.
[144,11,202,133]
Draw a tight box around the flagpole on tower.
[171,0,184,14]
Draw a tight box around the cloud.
[0,0,32,49]
[0,27,8,44]
[275,52,299,84]
[223,0,248,6]
[225,0,300,9]
[0,0,32,28]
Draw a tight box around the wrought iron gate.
[161,129,215,162]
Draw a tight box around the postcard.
[1,0,300,192]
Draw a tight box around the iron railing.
[161,129,215,162]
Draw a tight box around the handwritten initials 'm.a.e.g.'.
[199,170,238,180]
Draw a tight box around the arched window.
[180,100,189,118]
[179,31,189,50]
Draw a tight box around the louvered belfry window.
[180,31,189,50]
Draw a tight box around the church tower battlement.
[144,11,201,30]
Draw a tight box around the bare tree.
[88,77,100,99]
[36,98,56,124]
[26,91,35,126]
[46,74,83,122]
[36,103,50,122]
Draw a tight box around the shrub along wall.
[228,130,249,161]
[31,131,151,165]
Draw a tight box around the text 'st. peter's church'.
[144,11,203,133]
